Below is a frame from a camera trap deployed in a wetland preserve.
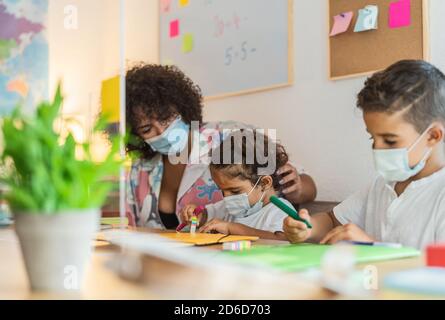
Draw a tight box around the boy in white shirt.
[284,60,445,249]
[180,130,291,240]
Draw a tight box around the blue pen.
[340,240,402,248]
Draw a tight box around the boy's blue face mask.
[223,177,266,218]
[145,116,190,155]
[372,125,433,182]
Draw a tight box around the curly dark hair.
[209,130,289,192]
[126,63,204,159]
[357,60,445,133]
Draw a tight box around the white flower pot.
[14,209,100,293]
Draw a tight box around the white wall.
[48,0,157,133]
[48,0,122,135]
[125,0,159,64]
[48,0,445,202]
[430,0,445,72]
[49,0,104,119]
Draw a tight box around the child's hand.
[179,204,198,224]
[320,223,374,245]
[283,209,312,243]
[199,219,231,235]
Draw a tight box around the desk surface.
[0,227,426,300]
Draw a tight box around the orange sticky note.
[179,0,189,8]
[182,33,194,53]
[330,12,354,36]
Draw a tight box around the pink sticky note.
[389,0,411,29]
[170,19,179,38]
[161,0,172,13]
[330,11,354,36]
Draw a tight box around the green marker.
[270,195,312,229]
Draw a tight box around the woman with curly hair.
[126,64,317,229]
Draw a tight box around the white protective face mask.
[372,125,433,182]
[223,177,266,218]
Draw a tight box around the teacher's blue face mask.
[372,125,433,182]
[145,116,190,155]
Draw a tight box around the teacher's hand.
[277,162,317,205]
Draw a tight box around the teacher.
[125,63,317,228]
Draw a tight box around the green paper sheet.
[222,244,420,272]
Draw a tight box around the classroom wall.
[48,0,156,134]
[48,0,445,202]
[48,0,122,134]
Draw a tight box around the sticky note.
[389,0,411,29]
[182,33,194,53]
[179,0,189,8]
[101,76,121,123]
[354,5,379,32]
[170,19,179,38]
[330,11,354,36]
[161,0,171,13]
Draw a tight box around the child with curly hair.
[180,130,291,240]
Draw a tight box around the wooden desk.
[0,227,426,300]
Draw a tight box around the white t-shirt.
[333,167,445,249]
[205,197,290,233]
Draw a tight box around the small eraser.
[222,241,252,251]
[426,243,445,268]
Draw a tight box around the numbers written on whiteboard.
[224,41,257,66]
[214,13,248,38]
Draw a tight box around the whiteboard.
[159,0,293,100]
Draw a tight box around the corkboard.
[328,0,429,80]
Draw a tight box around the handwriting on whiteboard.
[224,41,257,66]
[214,13,249,38]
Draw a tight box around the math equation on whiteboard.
[224,41,257,66]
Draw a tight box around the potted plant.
[0,85,121,293]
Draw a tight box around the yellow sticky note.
[179,0,189,8]
[101,76,120,123]
[182,33,194,53]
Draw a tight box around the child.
[284,60,445,250]
[179,130,291,240]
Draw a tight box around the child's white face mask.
[372,125,433,182]
[223,177,266,218]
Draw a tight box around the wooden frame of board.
[158,0,295,101]
[328,0,430,81]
